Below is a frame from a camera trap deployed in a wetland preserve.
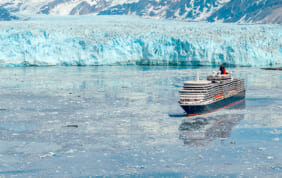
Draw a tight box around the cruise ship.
[179,71,245,117]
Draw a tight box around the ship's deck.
[179,74,245,106]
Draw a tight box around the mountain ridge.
[0,0,281,24]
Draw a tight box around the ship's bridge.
[207,73,232,81]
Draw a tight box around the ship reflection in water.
[179,100,245,146]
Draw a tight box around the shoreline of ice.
[0,15,281,67]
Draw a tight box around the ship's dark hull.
[180,90,245,117]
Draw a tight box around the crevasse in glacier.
[0,16,281,67]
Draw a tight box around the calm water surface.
[0,66,281,177]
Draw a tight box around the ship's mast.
[196,71,199,81]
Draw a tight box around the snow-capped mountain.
[0,0,281,24]
[0,7,17,20]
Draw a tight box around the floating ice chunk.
[257,147,266,151]
[40,152,57,159]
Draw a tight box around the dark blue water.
[0,66,281,177]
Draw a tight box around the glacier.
[0,15,281,67]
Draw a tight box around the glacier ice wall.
[0,16,281,67]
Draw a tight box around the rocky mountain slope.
[0,0,281,23]
[0,7,18,20]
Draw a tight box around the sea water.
[0,66,281,177]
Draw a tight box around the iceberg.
[0,15,281,67]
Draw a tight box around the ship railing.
[179,95,205,99]
[179,99,213,105]
[179,89,208,93]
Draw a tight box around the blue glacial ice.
[0,15,281,67]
